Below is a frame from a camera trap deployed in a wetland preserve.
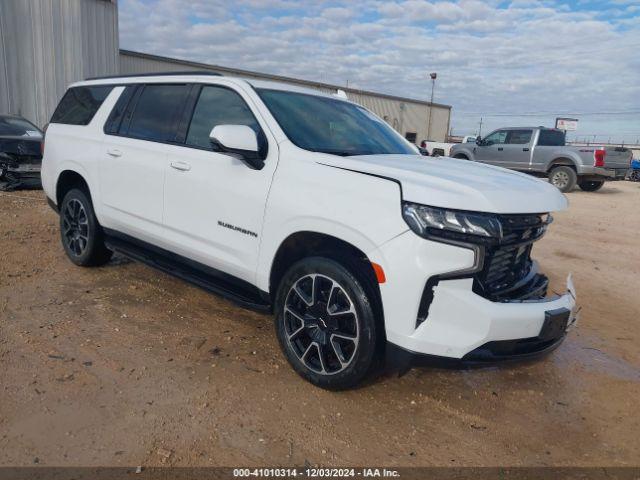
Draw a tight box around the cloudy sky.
[119,0,640,144]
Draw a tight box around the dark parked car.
[0,114,43,190]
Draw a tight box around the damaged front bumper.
[386,275,579,372]
[0,151,42,191]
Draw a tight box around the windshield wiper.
[309,148,355,156]
[310,148,375,157]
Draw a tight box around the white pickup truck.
[420,135,476,157]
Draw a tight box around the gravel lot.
[1,182,639,467]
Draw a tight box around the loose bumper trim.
[386,307,570,373]
[386,334,566,373]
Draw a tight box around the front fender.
[255,148,409,291]
[255,216,408,293]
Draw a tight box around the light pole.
[426,72,437,141]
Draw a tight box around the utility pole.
[426,72,437,141]
[478,117,483,137]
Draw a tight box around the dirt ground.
[0,182,639,468]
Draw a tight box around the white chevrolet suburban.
[42,73,578,389]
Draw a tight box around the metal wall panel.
[0,2,11,116]
[0,0,119,127]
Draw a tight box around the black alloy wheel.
[275,257,380,390]
[62,198,89,257]
[283,273,360,375]
[59,188,112,266]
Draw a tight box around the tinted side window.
[483,130,507,145]
[186,86,259,149]
[538,129,565,146]
[506,130,532,144]
[51,86,114,125]
[126,84,190,142]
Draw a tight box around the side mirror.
[210,125,264,170]
[475,135,482,145]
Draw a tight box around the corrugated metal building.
[0,0,118,128]
[0,0,451,142]
[119,50,452,143]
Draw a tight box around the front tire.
[453,154,469,160]
[549,166,577,192]
[578,180,605,192]
[59,188,112,266]
[274,257,380,390]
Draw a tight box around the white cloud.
[118,0,640,142]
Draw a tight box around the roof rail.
[85,71,223,81]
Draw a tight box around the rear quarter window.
[538,129,565,146]
[50,86,114,125]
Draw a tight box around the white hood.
[319,154,568,214]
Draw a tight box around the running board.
[103,229,271,313]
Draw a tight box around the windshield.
[256,88,416,156]
[0,117,42,137]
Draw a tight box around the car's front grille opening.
[473,213,550,302]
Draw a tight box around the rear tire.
[274,257,380,390]
[549,166,577,192]
[59,188,112,266]
[453,154,469,160]
[578,180,605,192]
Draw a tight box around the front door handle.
[107,148,122,157]
[523,148,530,151]
[497,147,504,151]
[170,161,191,172]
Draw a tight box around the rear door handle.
[170,161,191,171]
[107,148,122,157]
[523,148,530,152]
[497,147,504,151]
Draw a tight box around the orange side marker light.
[371,262,386,284]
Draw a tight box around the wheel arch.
[267,231,385,337]
[56,169,92,206]
[547,157,578,172]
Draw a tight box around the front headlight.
[402,202,503,243]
